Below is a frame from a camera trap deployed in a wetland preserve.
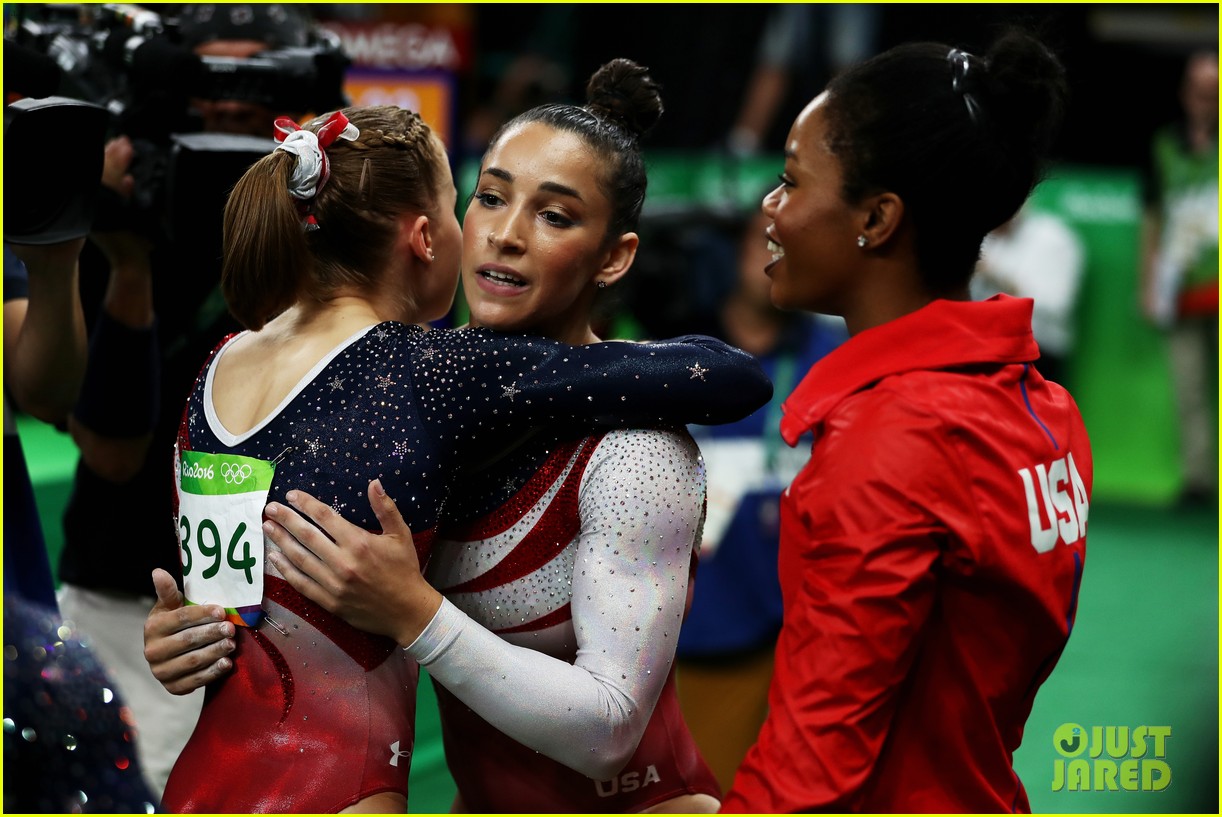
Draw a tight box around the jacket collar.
[779,295,1039,446]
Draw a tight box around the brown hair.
[221,105,445,329]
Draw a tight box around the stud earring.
[856,235,868,249]
[597,280,608,289]
[427,250,435,261]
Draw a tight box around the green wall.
[1027,166,1196,505]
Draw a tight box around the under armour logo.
[388,740,412,767]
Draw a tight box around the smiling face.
[761,93,869,316]
[461,121,633,344]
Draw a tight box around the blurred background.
[5,3,1217,813]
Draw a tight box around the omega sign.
[322,22,464,71]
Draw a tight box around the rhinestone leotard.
[410,427,721,811]
[161,322,766,813]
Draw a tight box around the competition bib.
[175,448,275,627]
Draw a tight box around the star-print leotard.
[410,427,721,812]
[160,322,769,814]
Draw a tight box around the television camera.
[5,3,350,243]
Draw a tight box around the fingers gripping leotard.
[411,429,721,812]
[162,575,419,813]
[163,324,766,813]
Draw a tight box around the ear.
[594,232,639,288]
[403,214,434,263]
[860,192,904,248]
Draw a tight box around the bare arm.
[4,238,88,424]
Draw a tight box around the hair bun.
[585,58,664,139]
[982,29,1069,155]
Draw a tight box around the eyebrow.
[483,167,584,201]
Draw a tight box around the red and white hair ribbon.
[272,111,360,202]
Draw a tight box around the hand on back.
[264,479,444,647]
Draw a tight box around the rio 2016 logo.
[1052,723,1171,792]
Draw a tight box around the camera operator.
[52,3,337,799]
[177,2,314,137]
[4,74,163,810]
[4,55,112,614]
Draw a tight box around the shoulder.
[586,428,704,486]
[363,321,425,349]
[788,381,974,540]
[581,429,706,519]
[593,427,700,460]
[818,374,971,483]
[812,366,1048,505]
[832,372,958,428]
[377,325,466,370]
[200,330,247,369]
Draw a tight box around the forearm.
[67,232,158,479]
[9,265,87,423]
[98,245,153,328]
[408,599,648,780]
[425,329,772,443]
[589,336,773,425]
[67,419,153,482]
[70,301,159,480]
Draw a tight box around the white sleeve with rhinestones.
[404,428,706,781]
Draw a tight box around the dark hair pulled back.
[222,105,444,329]
[488,58,663,239]
[823,29,1069,293]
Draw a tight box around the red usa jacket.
[722,295,1091,813]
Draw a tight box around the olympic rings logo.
[220,462,254,485]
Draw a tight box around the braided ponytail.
[222,105,446,329]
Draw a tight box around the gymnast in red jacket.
[719,30,1091,813]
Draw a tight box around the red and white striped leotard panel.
[413,428,721,811]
